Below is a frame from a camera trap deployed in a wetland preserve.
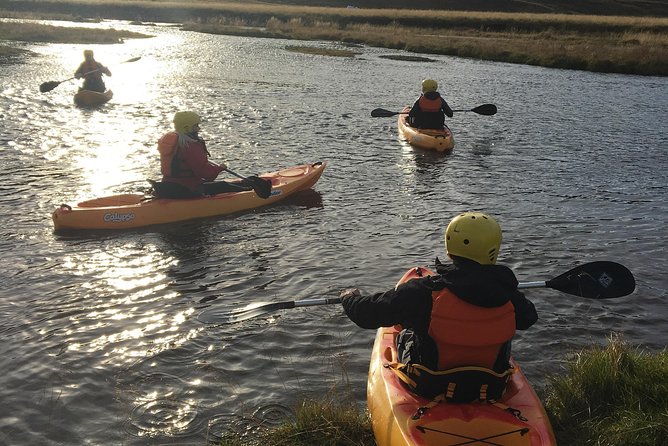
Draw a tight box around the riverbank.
[217,335,667,446]
[1,0,667,75]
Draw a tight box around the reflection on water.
[0,18,667,446]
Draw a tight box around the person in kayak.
[407,78,453,129]
[74,50,111,93]
[340,212,538,399]
[152,111,252,199]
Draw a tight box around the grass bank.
[544,334,668,446]
[1,0,667,75]
[0,21,151,43]
[218,335,667,446]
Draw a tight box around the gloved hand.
[338,288,361,301]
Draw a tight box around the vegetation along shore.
[214,335,666,446]
[0,0,667,76]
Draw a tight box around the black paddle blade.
[244,176,272,199]
[39,81,61,93]
[471,104,497,116]
[371,108,402,117]
[546,261,635,299]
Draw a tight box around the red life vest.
[429,288,516,370]
[418,95,442,113]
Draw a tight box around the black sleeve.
[510,291,538,330]
[342,278,433,330]
[408,98,421,117]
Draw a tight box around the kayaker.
[153,111,252,198]
[74,50,111,93]
[339,212,538,398]
[407,79,453,129]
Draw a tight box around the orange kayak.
[397,107,455,152]
[367,266,557,446]
[73,89,113,106]
[52,161,326,231]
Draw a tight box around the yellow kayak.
[398,107,455,152]
[52,161,326,231]
[367,266,557,446]
[73,89,113,107]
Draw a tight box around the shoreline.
[1,0,667,76]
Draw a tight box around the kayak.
[52,161,326,231]
[367,266,557,446]
[73,89,113,107]
[397,107,455,152]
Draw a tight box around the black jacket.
[342,258,538,370]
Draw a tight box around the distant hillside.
[258,0,668,17]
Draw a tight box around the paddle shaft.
[225,168,249,181]
[269,281,551,310]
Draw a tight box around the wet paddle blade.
[246,176,272,199]
[198,301,295,324]
[39,80,62,93]
[198,297,342,324]
[470,104,497,115]
[371,108,402,117]
[545,261,635,299]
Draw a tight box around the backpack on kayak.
[387,361,514,402]
[157,132,179,176]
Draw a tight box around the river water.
[1,19,666,445]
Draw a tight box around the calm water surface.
[1,19,667,445]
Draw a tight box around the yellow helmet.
[422,79,438,93]
[445,212,502,265]
[83,49,94,59]
[173,111,200,134]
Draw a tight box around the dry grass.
[2,0,667,74]
[0,21,151,43]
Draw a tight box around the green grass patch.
[218,399,374,446]
[544,334,668,446]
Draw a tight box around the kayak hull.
[367,266,557,446]
[52,161,326,231]
[397,107,455,152]
[74,89,113,106]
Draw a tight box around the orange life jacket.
[157,132,179,176]
[429,288,516,370]
[418,95,443,113]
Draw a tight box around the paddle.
[199,261,635,324]
[371,104,497,117]
[39,56,141,93]
[517,261,635,299]
[225,168,272,199]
